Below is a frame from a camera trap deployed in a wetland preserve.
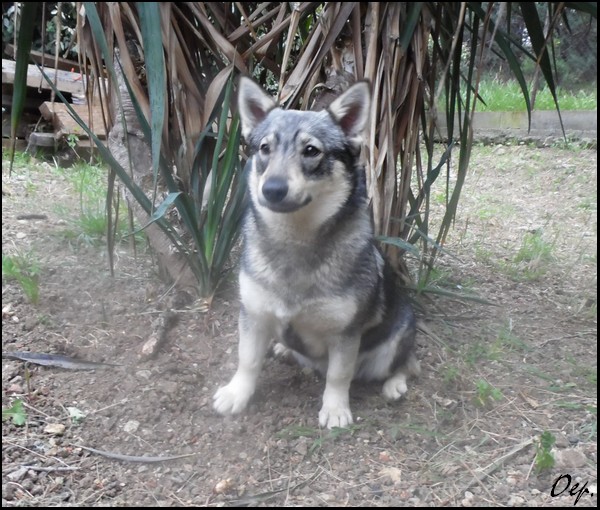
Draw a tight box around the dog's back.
[213,77,418,429]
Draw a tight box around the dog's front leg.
[319,337,360,429]
[213,307,271,416]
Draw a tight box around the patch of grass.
[474,243,494,265]
[416,266,476,297]
[474,200,517,222]
[493,323,531,354]
[464,340,499,366]
[547,381,578,393]
[432,190,447,205]
[514,231,555,264]
[3,148,32,167]
[523,365,555,382]
[276,423,362,456]
[389,422,448,440]
[554,401,584,410]
[534,431,556,472]
[566,358,597,387]
[473,379,503,407]
[475,79,597,111]
[577,199,595,211]
[2,251,41,304]
[442,364,461,384]
[552,136,598,151]
[55,161,135,246]
[502,230,556,281]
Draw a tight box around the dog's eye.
[259,143,270,155]
[303,145,320,157]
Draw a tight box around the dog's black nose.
[262,177,288,203]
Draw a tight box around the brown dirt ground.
[2,143,597,507]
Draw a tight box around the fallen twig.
[21,465,79,472]
[75,444,199,463]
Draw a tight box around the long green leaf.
[518,2,563,134]
[468,2,532,129]
[137,2,166,200]
[398,2,424,52]
[9,2,40,174]
[130,192,183,235]
[377,236,421,258]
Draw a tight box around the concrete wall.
[436,110,597,145]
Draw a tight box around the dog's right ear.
[238,77,277,139]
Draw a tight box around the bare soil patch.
[2,144,597,507]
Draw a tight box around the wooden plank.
[4,45,80,73]
[2,58,85,96]
[39,102,107,139]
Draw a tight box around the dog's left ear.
[238,77,277,139]
[328,81,371,138]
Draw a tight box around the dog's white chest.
[239,269,359,356]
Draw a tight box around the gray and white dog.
[213,77,419,429]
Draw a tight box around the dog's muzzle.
[259,177,311,213]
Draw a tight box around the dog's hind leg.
[382,352,420,400]
[213,307,272,415]
[319,337,360,429]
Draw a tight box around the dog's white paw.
[382,372,408,400]
[272,342,291,358]
[213,375,255,415]
[319,404,353,429]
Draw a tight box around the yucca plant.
[8,2,597,301]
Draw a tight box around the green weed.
[474,379,503,407]
[2,251,41,304]
[534,431,556,472]
[442,364,461,384]
[493,323,530,354]
[464,341,494,366]
[2,399,27,426]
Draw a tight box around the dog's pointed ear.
[238,77,277,139]
[327,81,371,137]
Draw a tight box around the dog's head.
[237,77,370,219]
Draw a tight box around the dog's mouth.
[258,196,312,213]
